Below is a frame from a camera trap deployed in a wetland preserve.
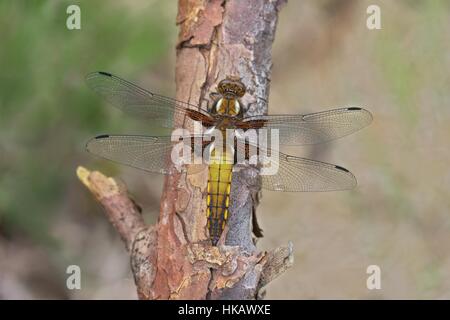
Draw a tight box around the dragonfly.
[85,71,373,245]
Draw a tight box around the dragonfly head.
[217,76,246,98]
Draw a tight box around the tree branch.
[76,166,145,252]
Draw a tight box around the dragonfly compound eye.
[218,78,246,98]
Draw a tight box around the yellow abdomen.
[207,148,233,245]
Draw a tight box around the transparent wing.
[259,152,357,192]
[85,71,213,128]
[88,134,357,191]
[233,141,356,192]
[86,135,206,175]
[241,107,373,145]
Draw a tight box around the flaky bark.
[78,0,293,300]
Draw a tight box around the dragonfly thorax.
[214,97,241,117]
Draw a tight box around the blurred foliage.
[0,0,174,245]
[374,0,450,129]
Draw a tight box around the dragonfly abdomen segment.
[207,149,233,245]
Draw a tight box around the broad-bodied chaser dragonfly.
[85,72,372,245]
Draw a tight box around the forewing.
[85,71,214,128]
[241,107,372,145]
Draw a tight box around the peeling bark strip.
[78,0,293,300]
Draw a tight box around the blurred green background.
[0,0,449,299]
